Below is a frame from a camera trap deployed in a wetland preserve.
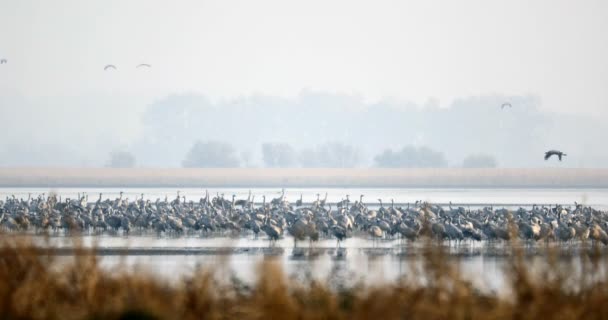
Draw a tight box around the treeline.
[5,92,608,168]
[107,142,497,168]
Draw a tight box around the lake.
[3,186,608,294]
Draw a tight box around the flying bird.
[104,64,116,71]
[0,59,7,64]
[501,102,512,109]
[544,150,567,161]
[136,64,151,68]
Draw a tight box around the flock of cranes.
[0,56,567,162]
[0,58,149,70]
[104,63,151,71]
[1,190,607,247]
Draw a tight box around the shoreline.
[1,167,608,188]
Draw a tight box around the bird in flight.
[0,59,7,64]
[136,63,151,68]
[501,102,512,109]
[104,64,117,71]
[544,150,567,161]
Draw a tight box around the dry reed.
[1,236,608,320]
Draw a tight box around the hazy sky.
[1,0,607,114]
[1,1,608,167]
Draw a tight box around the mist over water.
[1,92,607,168]
[2,1,608,169]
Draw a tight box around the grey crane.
[545,150,567,161]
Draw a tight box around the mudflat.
[0,167,607,188]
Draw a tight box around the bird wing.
[136,64,151,68]
[104,65,116,70]
[544,152,553,160]
[501,103,512,109]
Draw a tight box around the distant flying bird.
[544,150,567,161]
[104,64,116,71]
[501,102,512,109]
[0,59,7,64]
[136,63,151,68]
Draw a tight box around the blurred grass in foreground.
[1,236,608,319]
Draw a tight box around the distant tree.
[299,142,361,168]
[106,151,136,168]
[317,142,361,168]
[374,145,447,168]
[261,143,297,167]
[373,149,399,167]
[299,148,320,167]
[240,150,253,167]
[182,140,240,168]
[462,154,497,168]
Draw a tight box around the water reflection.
[10,232,608,295]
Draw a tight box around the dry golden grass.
[1,236,608,319]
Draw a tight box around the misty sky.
[0,0,607,167]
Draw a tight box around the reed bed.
[1,236,608,319]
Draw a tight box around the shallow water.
[4,186,608,294]
[93,252,509,292]
[15,233,608,295]
[47,238,508,292]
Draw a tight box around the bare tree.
[106,151,136,168]
[182,141,240,168]
[261,143,297,167]
[462,154,497,168]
